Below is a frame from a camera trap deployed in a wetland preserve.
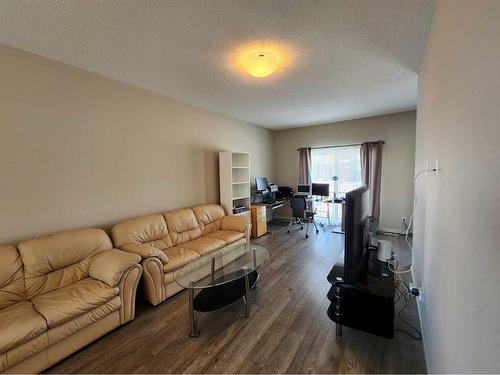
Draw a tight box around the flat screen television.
[343,185,370,283]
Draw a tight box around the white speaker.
[377,240,392,262]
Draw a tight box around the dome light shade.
[242,51,279,78]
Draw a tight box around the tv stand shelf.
[327,251,395,338]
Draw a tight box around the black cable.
[396,327,422,340]
[395,292,422,340]
[390,237,423,340]
[394,288,402,305]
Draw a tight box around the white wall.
[414,0,500,372]
[0,44,274,244]
[273,111,416,232]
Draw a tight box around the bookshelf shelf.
[232,195,250,200]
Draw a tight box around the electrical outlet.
[434,159,439,175]
[410,282,424,303]
[402,216,407,225]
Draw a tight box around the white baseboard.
[378,227,405,235]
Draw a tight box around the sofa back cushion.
[164,208,202,245]
[18,228,112,299]
[192,204,226,235]
[111,214,173,250]
[0,245,26,309]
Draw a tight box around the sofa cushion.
[18,228,112,299]
[0,246,26,310]
[180,237,226,255]
[111,214,173,250]
[162,247,199,273]
[0,332,49,373]
[205,230,245,245]
[192,204,226,235]
[0,301,47,353]
[46,296,121,346]
[31,278,119,328]
[164,208,202,245]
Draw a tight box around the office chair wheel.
[306,234,309,239]
[287,229,290,233]
[300,226,303,230]
[316,229,319,234]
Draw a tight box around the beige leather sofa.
[111,204,251,305]
[0,228,142,373]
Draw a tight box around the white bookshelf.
[219,151,250,216]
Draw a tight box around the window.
[311,145,362,197]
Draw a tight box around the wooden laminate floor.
[47,223,426,373]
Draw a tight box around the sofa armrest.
[222,215,251,245]
[118,263,142,323]
[89,249,141,288]
[120,243,169,264]
[221,215,251,232]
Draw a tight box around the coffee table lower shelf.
[188,270,259,338]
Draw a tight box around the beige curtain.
[298,147,312,185]
[360,141,383,220]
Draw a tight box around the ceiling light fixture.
[242,51,279,78]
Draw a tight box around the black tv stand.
[326,250,395,338]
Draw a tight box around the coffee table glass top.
[175,244,269,289]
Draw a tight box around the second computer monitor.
[297,184,311,194]
[312,183,330,197]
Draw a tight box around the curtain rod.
[297,141,384,151]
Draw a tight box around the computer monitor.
[312,183,330,197]
[255,177,269,192]
[297,184,311,194]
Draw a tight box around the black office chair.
[287,197,319,238]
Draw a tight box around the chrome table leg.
[244,274,251,317]
[188,282,199,338]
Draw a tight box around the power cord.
[393,274,423,340]
[388,167,437,275]
[402,218,409,231]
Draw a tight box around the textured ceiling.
[0,0,433,129]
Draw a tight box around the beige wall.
[414,0,500,372]
[273,111,416,232]
[0,44,273,244]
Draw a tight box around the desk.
[309,198,345,234]
[332,200,345,234]
[312,198,332,226]
[261,201,284,222]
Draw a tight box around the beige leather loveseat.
[111,204,251,305]
[0,228,142,373]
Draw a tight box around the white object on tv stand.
[219,151,251,217]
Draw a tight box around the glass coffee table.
[175,244,269,338]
